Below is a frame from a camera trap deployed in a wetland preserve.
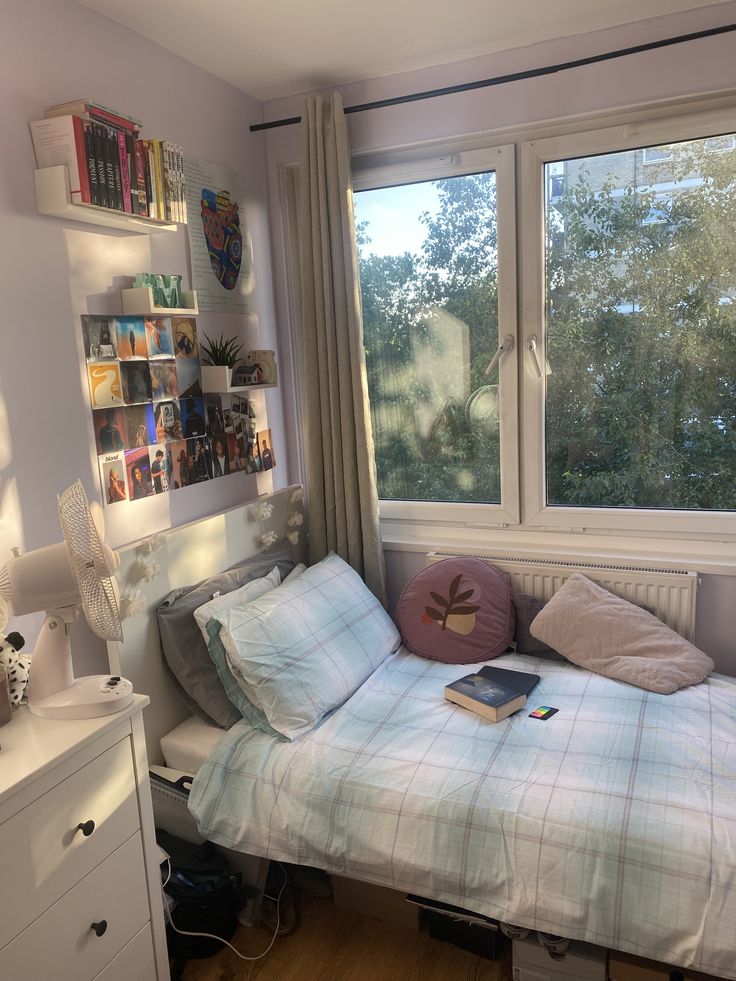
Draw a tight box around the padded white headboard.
[108,484,306,763]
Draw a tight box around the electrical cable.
[162,858,287,962]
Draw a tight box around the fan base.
[29,674,134,720]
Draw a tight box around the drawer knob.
[91,920,108,938]
[76,819,96,837]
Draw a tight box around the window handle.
[527,335,551,377]
[483,334,515,376]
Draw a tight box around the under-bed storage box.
[513,936,606,981]
[609,952,727,981]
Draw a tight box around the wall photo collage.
[82,314,275,506]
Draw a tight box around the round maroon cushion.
[397,558,515,663]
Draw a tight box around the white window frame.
[520,106,736,538]
[353,144,520,528]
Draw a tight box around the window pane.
[544,134,736,510]
[355,173,501,503]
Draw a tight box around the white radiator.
[426,550,698,641]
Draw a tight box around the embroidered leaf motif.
[425,607,445,621]
[425,574,481,631]
[453,588,475,604]
[448,573,463,602]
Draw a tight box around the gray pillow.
[156,542,295,727]
[513,593,567,661]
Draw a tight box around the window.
[347,107,736,541]
[522,112,736,536]
[353,147,519,525]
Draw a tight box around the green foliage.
[357,174,502,504]
[200,333,243,367]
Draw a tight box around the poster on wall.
[81,316,273,506]
[184,156,251,313]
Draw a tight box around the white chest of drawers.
[0,695,169,980]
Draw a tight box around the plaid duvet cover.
[189,649,736,977]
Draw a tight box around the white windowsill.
[380,517,736,576]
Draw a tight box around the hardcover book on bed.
[444,671,527,722]
[477,664,540,696]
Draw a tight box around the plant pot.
[201,365,233,393]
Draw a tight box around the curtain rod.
[250,22,736,133]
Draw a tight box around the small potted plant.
[200,333,244,392]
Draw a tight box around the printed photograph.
[180,396,207,438]
[231,397,244,437]
[176,357,202,398]
[150,359,179,401]
[186,436,211,482]
[120,360,153,404]
[223,397,235,432]
[210,433,230,477]
[125,447,153,500]
[172,317,199,359]
[154,400,183,442]
[98,451,127,506]
[148,445,170,494]
[125,403,156,449]
[87,361,123,408]
[169,440,189,489]
[115,316,147,359]
[244,437,261,474]
[82,316,117,360]
[205,395,225,435]
[256,428,275,471]
[227,433,245,472]
[92,407,126,454]
[145,317,175,358]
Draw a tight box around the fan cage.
[58,481,122,641]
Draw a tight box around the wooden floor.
[181,892,513,981]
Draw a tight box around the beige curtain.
[298,92,386,605]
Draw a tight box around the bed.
[113,490,736,979]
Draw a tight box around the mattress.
[189,648,736,978]
[160,713,227,773]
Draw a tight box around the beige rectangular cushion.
[529,573,714,694]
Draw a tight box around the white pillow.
[215,553,401,739]
[193,565,281,639]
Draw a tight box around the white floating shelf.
[34,166,177,234]
[121,286,199,316]
[201,365,278,394]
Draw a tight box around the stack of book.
[30,99,186,223]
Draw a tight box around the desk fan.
[0,480,133,719]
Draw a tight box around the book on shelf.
[91,120,109,208]
[133,139,149,216]
[32,103,185,223]
[44,99,142,134]
[30,115,92,204]
[444,668,536,723]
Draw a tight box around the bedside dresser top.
[0,694,149,804]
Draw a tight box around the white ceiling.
[79,0,732,103]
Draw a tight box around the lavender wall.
[0,0,285,664]
[262,2,736,673]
